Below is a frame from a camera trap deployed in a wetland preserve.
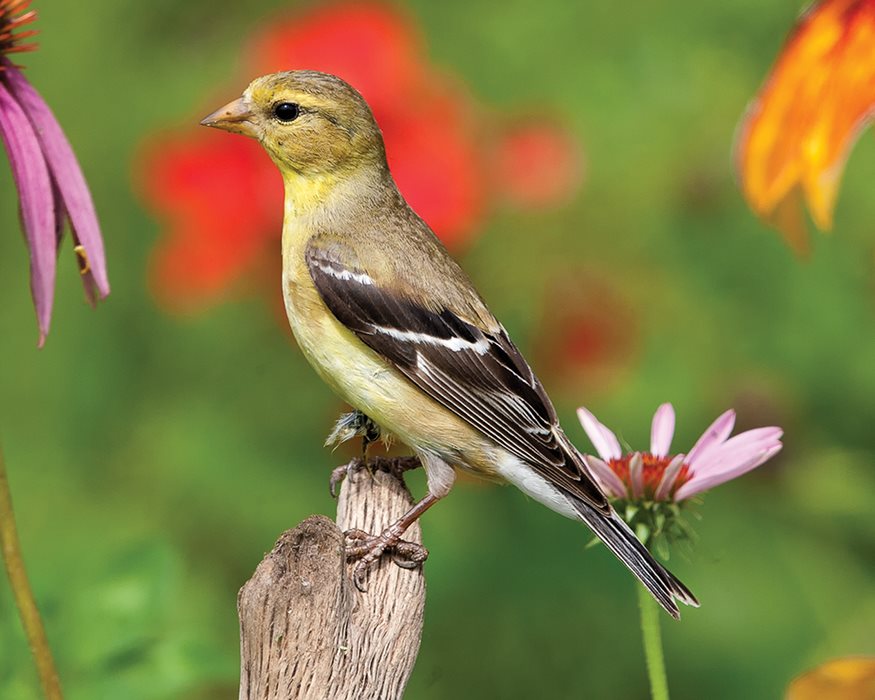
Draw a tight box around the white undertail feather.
[493,452,579,519]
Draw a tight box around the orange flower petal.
[786,656,875,700]
[737,0,875,248]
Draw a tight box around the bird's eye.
[273,102,300,123]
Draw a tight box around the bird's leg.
[346,452,450,590]
[345,492,439,591]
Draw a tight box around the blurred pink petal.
[650,403,675,457]
[577,407,622,461]
[2,58,109,300]
[0,77,55,345]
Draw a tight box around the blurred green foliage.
[2,0,875,698]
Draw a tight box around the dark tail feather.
[570,497,699,619]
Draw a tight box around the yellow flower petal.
[786,656,875,700]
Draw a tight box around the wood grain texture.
[238,460,425,700]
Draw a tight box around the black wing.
[306,245,610,513]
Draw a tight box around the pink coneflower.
[578,403,783,503]
[0,0,109,346]
[578,403,782,552]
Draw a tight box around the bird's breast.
[279,216,504,480]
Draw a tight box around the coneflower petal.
[577,406,622,461]
[654,454,685,501]
[689,427,784,479]
[685,408,736,468]
[628,452,644,499]
[584,455,628,499]
[2,59,109,300]
[675,444,782,501]
[0,77,55,345]
[650,402,675,457]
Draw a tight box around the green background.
[2,1,875,698]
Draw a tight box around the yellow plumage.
[280,177,500,470]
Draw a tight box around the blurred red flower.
[136,1,582,314]
[736,0,875,253]
[490,120,584,210]
[534,273,639,395]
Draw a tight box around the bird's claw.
[329,458,369,498]
[329,455,423,498]
[391,541,429,569]
[344,528,428,591]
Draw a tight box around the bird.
[201,70,698,618]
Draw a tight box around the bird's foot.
[344,527,429,591]
[329,457,367,498]
[325,410,382,455]
[329,455,422,498]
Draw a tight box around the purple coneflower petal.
[655,454,686,501]
[628,452,644,499]
[689,427,783,479]
[685,409,736,467]
[584,455,628,499]
[577,407,622,461]
[650,403,675,457]
[0,78,55,346]
[675,444,782,500]
[2,59,109,300]
[50,177,65,245]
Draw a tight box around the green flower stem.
[637,584,670,700]
[0,444,63,700]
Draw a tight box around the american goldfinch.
[201,71,698,618]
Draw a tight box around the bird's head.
[201,70,386,178]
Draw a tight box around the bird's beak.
[200,97,258,138]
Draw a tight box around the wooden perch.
[238,458,426,700]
